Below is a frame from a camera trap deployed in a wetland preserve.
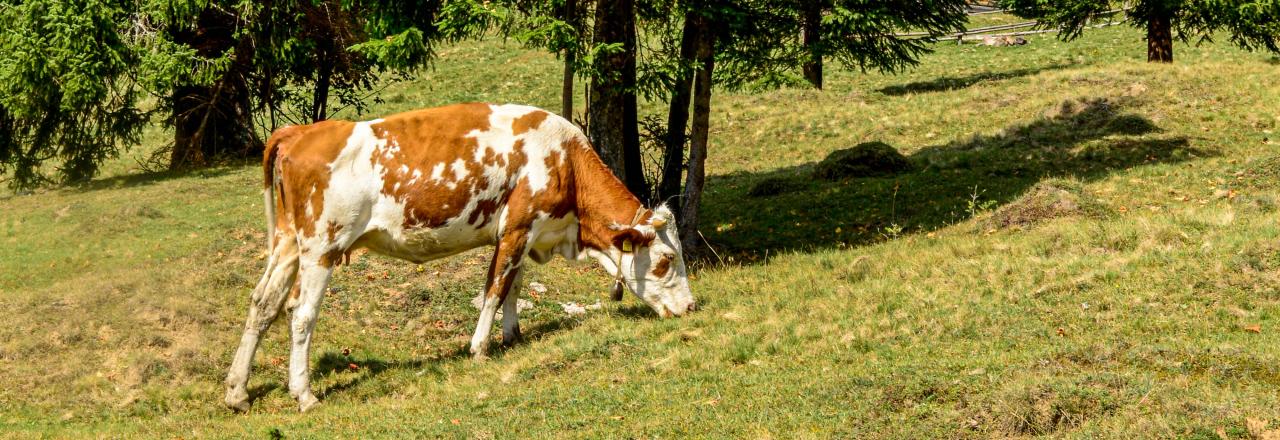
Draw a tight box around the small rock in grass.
[471,294,534,316]
[560,301,602,316]
[529,282,548,294]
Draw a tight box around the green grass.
[4,20,1280,438]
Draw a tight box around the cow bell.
[610,279,625,301]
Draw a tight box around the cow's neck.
[570,143,647,251]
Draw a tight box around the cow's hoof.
[501,329,522,347]
[471,351,490,362]
[297,393,320,413]
[224,388,251,413]
[224,396,250,411]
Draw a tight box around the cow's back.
[276,103,584,263]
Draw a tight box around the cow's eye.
[652,255,673,277]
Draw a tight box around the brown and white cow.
[223,103,695,412]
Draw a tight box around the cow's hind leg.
[287,258,334,412]
[225,238,299,411]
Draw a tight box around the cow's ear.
[611,228,653,252]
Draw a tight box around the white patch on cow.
[496,207,509,232]
[429,163,445,182]
[451,159,469,181]
[304,186,317,220]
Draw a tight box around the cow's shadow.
[698,97,1210,262]
[276,314,589,402]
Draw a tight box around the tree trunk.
[311,55,332,121]
[561,0,576,119]
[168,9,260,170]
[802,1,823,89]
[1146,9,1173,63]
[588,0,647,204]
[657,9,702,208]
[170,76,259,170]
[562,51,575,119]
[679,15,715,256]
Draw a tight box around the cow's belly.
[356,222,495,264]
[334,192,497,264]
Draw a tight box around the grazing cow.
[224,103,696,412]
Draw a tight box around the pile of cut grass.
[980,178,1107,230]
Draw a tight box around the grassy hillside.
[3,21,1280,438]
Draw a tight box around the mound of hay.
[812,142,912,181]
[982,179,1105,230]
[747,176,804,198]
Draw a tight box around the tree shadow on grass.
[876,64,1076,96]
[78,165,241,193]
[699,97,1212,262]
[0,165,239,200]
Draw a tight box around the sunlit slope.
[2,23,1279,438]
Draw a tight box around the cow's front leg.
[501,268,526,347]
[471,232,527,360]
[287,260,334,412]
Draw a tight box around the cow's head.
[609,205,696,318]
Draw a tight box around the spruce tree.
[1000,0,1280,62]
[0,0,446,189]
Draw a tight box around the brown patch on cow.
[512,110,549,135]
[563,137,652,251]
[318,248,350,268]
[275,119,356,238]
[263,125,311,189]
[534,149,576,219]
[264,124,319,245]
[368,103,501,229]
[325,220,343,242]
[652,255,672,278]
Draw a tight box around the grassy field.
[3,19,1280,438]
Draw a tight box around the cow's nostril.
[687,302,697,312]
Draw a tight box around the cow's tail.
[262,126,292,254]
